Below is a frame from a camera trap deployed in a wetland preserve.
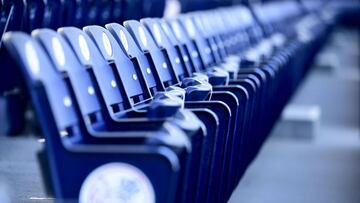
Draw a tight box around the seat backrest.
[141,18,191,81]
[106,22,164,95]
[158,19,198,75]
[167,19,205,72]
[58,27,128,115]
[124,20,179,87]
[32,29,106,127]
[84,25,152,105]
[3,32,79,133]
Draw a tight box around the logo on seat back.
[79,163,155,203]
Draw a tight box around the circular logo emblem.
[79,163,155,203]
[52,37,66,66]
[25,41,40,75]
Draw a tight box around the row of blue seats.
[1,0,337,203]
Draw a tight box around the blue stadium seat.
[0,0,354,202]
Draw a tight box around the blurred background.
[229,24,360,203]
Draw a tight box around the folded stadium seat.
[39,27,210,203]
[112,19,250,202]
[33,28,217,203]
[56,25,233,203]
[178,12,272,201]
[138,18,253,202]
[249,3,300,121]
[34,23,231,203]
[243,3,313,160]
[186,5,316,190]
[1,1,351,203]
[105,22,238,202]
[188,9,267,196]
[3,32,195,202]
[94,13,249,202]
[103,24,235,171]
[252,1,327,96]
[148,16,252,202]
[135,13,248,202]
[296,0,336,71]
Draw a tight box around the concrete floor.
[0,136,50,202]
[229,28,360,203]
